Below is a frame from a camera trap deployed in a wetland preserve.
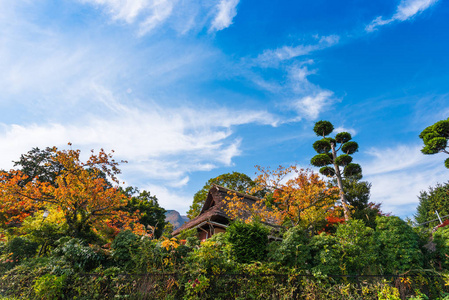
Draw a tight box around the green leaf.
[341,141,359,155]
[335,132,352,144]
[311,154,333,167]
[319,166,335,177]
[313,139,331,154]
[335,154,352,166]
[433,120,449,138]
[313,121,334,137]
[343,163,362,177]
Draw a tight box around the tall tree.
[0,145,144,240]
[187,172,262,220]
[415,182,449,227]
[310,121,362,221]
[419,118,449,168]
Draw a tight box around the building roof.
[172,184,259,236]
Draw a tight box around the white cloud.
[292,91,334,120]
[334,127,357,136]
[286,63,336,120]
[210,0,240,32]
[362,144,448,218]
[366,0,439,32]
[255,35,340,67]
[80,0,175,34]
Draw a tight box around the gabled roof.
[172,184,259,236]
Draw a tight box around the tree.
[120,187,167,238]
[336,175,382,228]
[0,145,144,241]
[12,147,64,186]
[419,117,449,168]
[187,172,262,220]
[415,182,449,227]
[224,166,339,229]
[310,120,362,220]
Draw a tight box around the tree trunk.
[331,142,351,221]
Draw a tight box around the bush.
[272,226,310,268]
[33,273,66,300]
[376,216,424,273]
[111,230,139,269]
[433,226,449,270]
[52,237,104,271]
[226,220,270,264]
[6,236,38,262]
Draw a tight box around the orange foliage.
[225,165,339,228]
[0,145,144,238]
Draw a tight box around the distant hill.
[165,210,189,230]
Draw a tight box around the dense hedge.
[1,217,449,299]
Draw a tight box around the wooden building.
[172,184,264,240]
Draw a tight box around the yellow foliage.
[224,165,339,228]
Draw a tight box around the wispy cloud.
[362,144,448,218]
[255,35,340,67]
[366,0,439,32]
[286,63,336,120]
[210,0,240,32]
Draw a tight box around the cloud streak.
[210,0,240,32]
[366,0,439,32]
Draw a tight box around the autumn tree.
[187,172,263,219]
[0,145,144,241]
[419,118,449,168]
[224,166,339,229]
[310,121,362,220]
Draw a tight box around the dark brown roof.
[172,184,259,236]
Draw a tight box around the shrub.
[273,226,311,268]
[5,237,38,263]
[226,220,270,264]
[111,230,139,269]
[52,237,104,271]
[33,273,66,300]
[376,216,424,273]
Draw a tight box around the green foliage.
[375,216,423,273]
[120,187,167,238]
[184,275,210,300]
[111,230,139,269]
[226,220,270,264]
[6,236,38,262]
[313,139,331,153]
[419,118,449,167]
[341,141,359,155]
[177,228,197,240]
[52,237,104,271]
[335,132,352,143]
[186,233,234,275]
[311,153,333,166]
[335,154,352,166]
[313,120,334,137]
[310,232,341,274]
[12,147,63,186]
[415,182,449,226]
[433,226,449,269]
[187,172,262,220]
[336,220,378,274]
[33,273,66,300]
[273,226,310,268]
[343,163,362,177]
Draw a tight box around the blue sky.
[0,0,448,219]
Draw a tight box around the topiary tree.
[311,121,362,220]
[419,117,449,168]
